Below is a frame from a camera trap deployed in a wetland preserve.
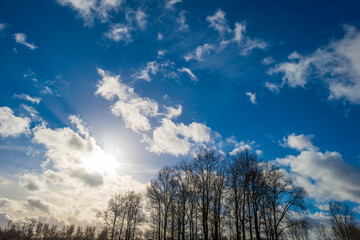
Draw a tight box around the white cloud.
[95,68,135,101]
[206,9,231,37]
[145,118,211,156]
[0,107,31,138]
[0,23,6,31]
[165,0,182,9]
[13,93,41,104]
[20,104,42,122]
[137,61,159,82]
[157,33,163,41]
[56,0,123,24]
[178,67,198,81]
[136,60,182,82]
[185,13,267,62]
[269,26,360,104]
[265,81,280,93]
[126,9,147,30]
[240,38,268,56]
[32,115,118,187]
[96,68,214,156]
[69,114,89,137]
[110,98,159,132]
[177,10,189,31]
[19,173,46,191]
[25,196,54,213]
[164,105,182,119]
[262,56,275,65]
[233,22,246,43]
[276,148,360,203]
[104,23,132,43]
[245,92,257,105]
[14,33,37,50]
[135,9,147,29]
[281,133,318,151]
[184,43,215,62]
[157,49,166,58]
[229,141,253,155]
[96,68,159,132]
[225,136,257,155]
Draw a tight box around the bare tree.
[98,193,123,240]
[263,167,307,240]
[147,166,177,240]
[329,201,360,240]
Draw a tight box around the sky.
[1,0,360,227]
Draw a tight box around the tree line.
[1,149,359,240]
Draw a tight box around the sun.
[82,150,118,174]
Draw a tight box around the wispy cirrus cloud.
[165,0,182,10]
[184,9,267,62]
[0,23,6,32]
[177,10,189,31]
[184,43,215,62]
[177,67,198,81]
[13,94,41,104]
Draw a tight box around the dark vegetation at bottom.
[1,149,360,240]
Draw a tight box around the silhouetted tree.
[329,201,360,240]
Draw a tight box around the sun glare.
[82,150,117,174]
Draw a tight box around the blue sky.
[0,0,360,226]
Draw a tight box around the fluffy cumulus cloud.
[144,118,211,156]
[0,107,31,137]
[96,68,158,132]
[277,133,360,204]
[0,113,148,226]
[165,105,182,119]
[32,115,117,187]
[25,196,54,213]
[269,26,360,104]
[281,133,318,151]
[19,173,46,191]
[14,33,37,50]
[96,68,213,156]
[226,136,256,155]
[56,0,123,24]
[110,98,159,132]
